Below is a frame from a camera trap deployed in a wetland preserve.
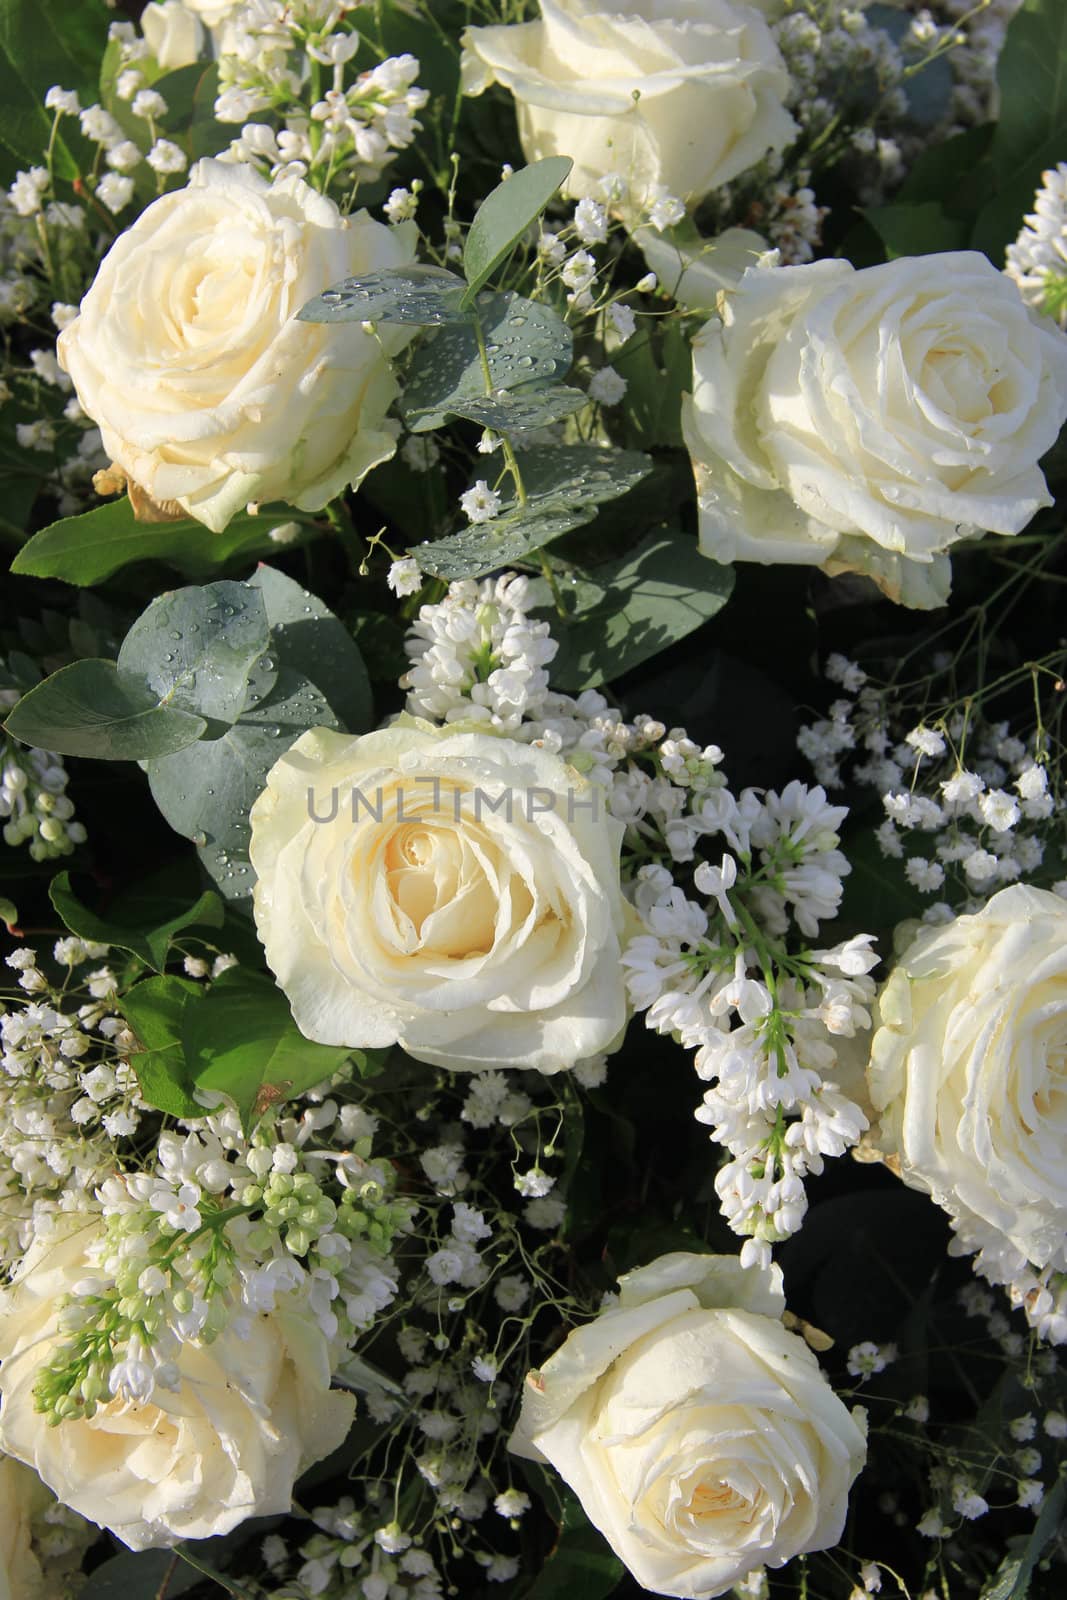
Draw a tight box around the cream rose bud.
[461,0,796,210]
[141,1,204,70]
[0,1219,355,1551]
[683,252,1067,609]
[510,1252,866,1599]
[868,885,1067,1287]
[249,721,631,1073]
[57,159,415,532]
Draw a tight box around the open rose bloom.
[250,721,633,1072]
[510,1252,867,1598]
[0,1220,355,1551]
[683,252,1067,607]
[868,886,1067,1320]
[58,159,415,532]
[461,0,796,209]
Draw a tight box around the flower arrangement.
[0,2,1065,1598]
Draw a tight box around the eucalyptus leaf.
[117,581,270,723]
[248,564,373,733]
[462,156,572,304]
[448,384,586,432]
[978,1472,1066,1598]
[298,264,468,325]
[50,872,224,974]
[9,498,314,586]
[147,667,337,901]
[530,531,735,690]
[413,447,652,580]
[3,659,206,761]
[400,292,573,432]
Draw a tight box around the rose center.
[382,822,500,958]
[921,345,994,425]
[685,1478,748,1519]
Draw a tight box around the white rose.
[58,159,415,532]
[510,1252,866,1599]
[682,253,1067,608]
[249,721,632,1073]
[0,1219,356,1551]
[867,885,1067,1281]
[461,0,796,209]
[141,1,204,70]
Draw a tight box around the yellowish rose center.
[686,1478,750,1519]
[921,341,1007,425]
[379,820,532,960]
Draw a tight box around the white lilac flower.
[1006,163,1067,325]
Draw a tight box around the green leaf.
[447,385,587,432]
[121,975,204,1119]
[973,0,1067,257]
[0,895,18,933]
[116,581,270,723]
[531,531,735,690]
[400,292,574,433]
[50,872,224,974]
[462,156,572,304]
[10,498,314,587]
[613,317,692,451]
[147,666,337,902]
[248,564,373,733]
[979,1472,1067,1598]
[0,0,109,186]
[864,199,970,258]
[413,447,652,581]
[3,659,206,760]
[180,968,353,1130]
[521,1490,623,1600]
[298,264,468,325]
[78,1547,200,1600]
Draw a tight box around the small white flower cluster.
[937,0,1023,128]
[401,573,557,733]
[0,941,143,1269]
[34,1096,415,1421]
[215,5,428,191]
[388,1320,526,1581]
[769,0,908,210]
[37,66,187,217]
[534,174,661,332]
[1006,163,1067,327]
[621,775,875,1267]
[403,577,875,1263]
[797,654,1065,917]
[262,1493,449,1599]
[0,713,87,860]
